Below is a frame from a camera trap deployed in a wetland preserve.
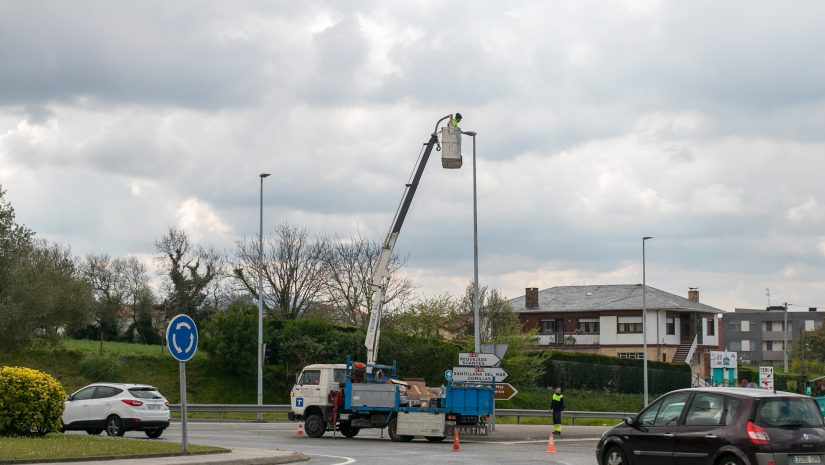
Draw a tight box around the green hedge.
[541,351,691,394]
[736,367,807,392]
[0,366,66,436]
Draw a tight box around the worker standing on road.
[550,387,564,435]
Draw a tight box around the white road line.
[491,437,602,444]
[314,454,357,465]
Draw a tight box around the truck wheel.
[425,436,446,442]
[339,423,360,438]
[387,418,413,442]
[304,414,326,438]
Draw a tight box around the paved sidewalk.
[19,448,309,465]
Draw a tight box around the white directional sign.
[459,352,501,367]
[451,366,508,383]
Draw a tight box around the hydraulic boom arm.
[365,113,463,367]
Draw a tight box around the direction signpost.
[458,352,501,367]
[451,366,509,383]
[166,314,198,453]
[494,383,518,401]
[455,350,514,434]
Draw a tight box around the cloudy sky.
[2,1,825,313]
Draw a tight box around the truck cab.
[289,364,346,436]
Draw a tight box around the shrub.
[79,354,122,381]
[0,366,66,436]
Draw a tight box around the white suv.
[62,383,170,438]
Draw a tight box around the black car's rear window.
[128,387,163,399]
[755,398,824,428]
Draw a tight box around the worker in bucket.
[550,386,564,435]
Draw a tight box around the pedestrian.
[550,386,564,435]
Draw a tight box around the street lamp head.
[259,173,271,179]
[462,131,477,136]
[643,236,653,241]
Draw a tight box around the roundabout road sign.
[167,314,198,362]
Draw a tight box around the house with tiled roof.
[511,285,723,375]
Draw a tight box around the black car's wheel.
[716,455,744,465]
[145,428,164,439]
[339,423,360,438]
[604,446,627,465]
[304,414,326,438]
[105,415,125,437]
[425,436,446,442]
[86,429,103,435]
[387,418,413,442]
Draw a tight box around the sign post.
[458,352,501,367]
[451,366,509,383]
[759,366,774,390]
[494,383,518,401]
[166,314,198,453]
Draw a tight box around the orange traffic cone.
[546,432,556,454]
[452,431,461,452]
[296,423,304,437]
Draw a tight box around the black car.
[596,387,825,465]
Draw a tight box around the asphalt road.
[154,422,609,465]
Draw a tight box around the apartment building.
[721,307,825,367]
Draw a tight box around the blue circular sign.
[166,314,198,362]
[444,370,454,382]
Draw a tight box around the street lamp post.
[462,130,480,353]
[642,236,653,407]
[258,173,270,421]
[783,302,788,372]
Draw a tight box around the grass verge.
[0,434,226,462]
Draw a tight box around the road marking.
[491,437,602,444]
[314,454,357,464]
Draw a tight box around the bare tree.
[233,223,328,320]
[322,231,415,326]
[116,256,157,343]
[154,227,224,324]
[81,254,124,351]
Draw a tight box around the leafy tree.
[460,284,549,387]
[154,227,224,325]
[790,326,825,378]
[387,294,463,339]
[233,223,328,320]
[1,240,92,352]
[270,317,362,383]
[201,299,264,377]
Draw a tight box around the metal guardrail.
[168,404,634,425]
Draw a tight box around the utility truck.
[288,114,495,441]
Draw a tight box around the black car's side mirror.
[623,416,635,427]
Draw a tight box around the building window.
[707,317,715,336]
[541,320,559,333]
[729,341,741,351]
[763,321,788,332]
[618,322,643,334]
[577,318,600,334]
[666,318,675,335]
[617,316,643,334]
[617,352,644,359]
[806,320,816,331]
[741,320,749,332]
[741,340,750,351]
[763,341,784,352]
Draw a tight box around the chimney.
[688,288,699,303]
[525,287,539,309]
